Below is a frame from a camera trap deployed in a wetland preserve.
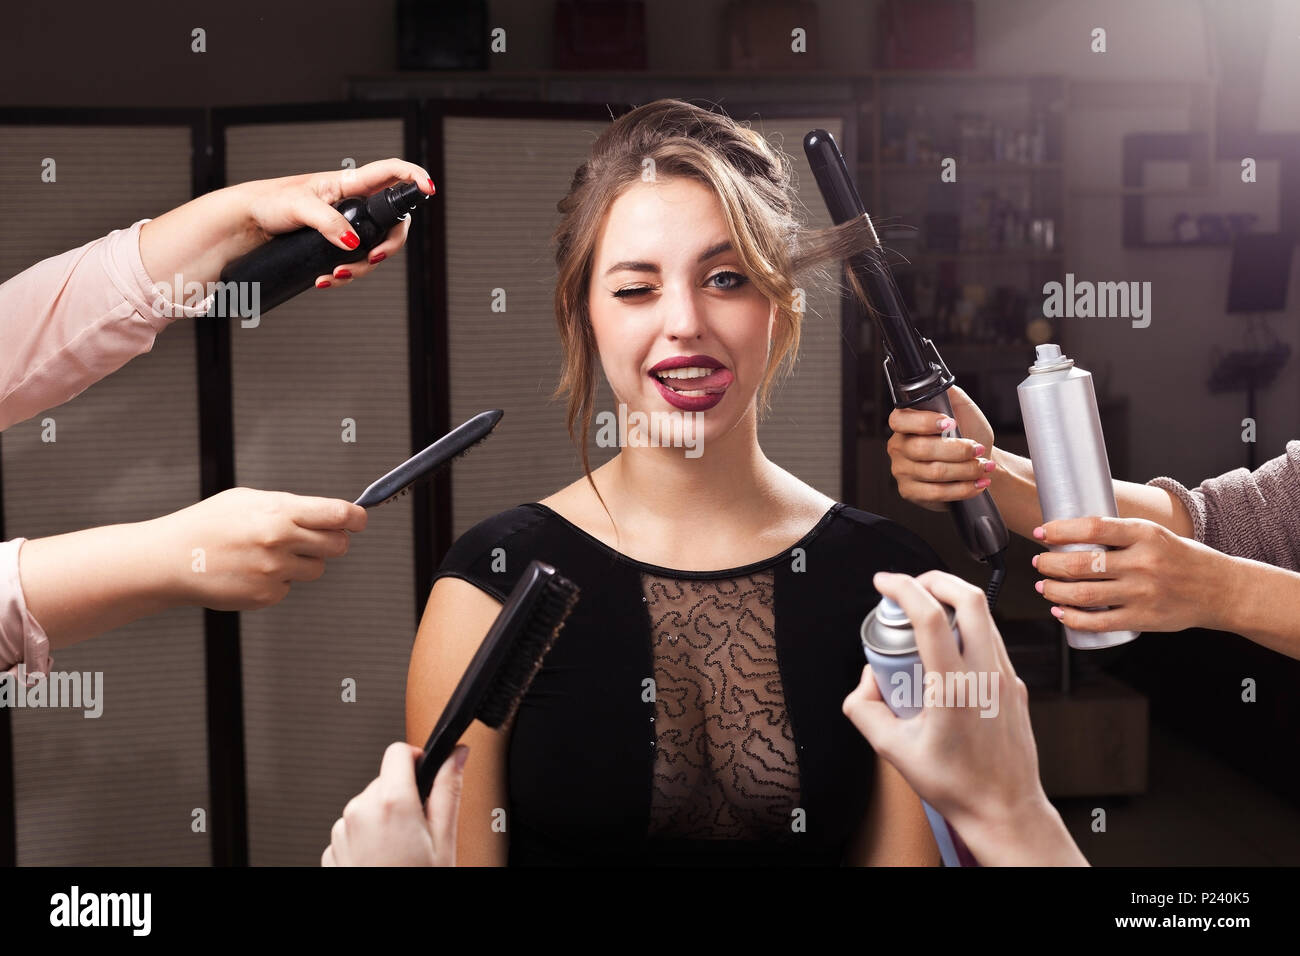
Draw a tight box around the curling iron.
[804,129,1009,606]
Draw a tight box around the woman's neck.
[602,408,781,528]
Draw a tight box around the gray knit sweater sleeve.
[1146,440,1300,571]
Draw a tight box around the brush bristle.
[476,575,580,728]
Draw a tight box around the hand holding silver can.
[860,590,978,866]
[844,570,1088,867]
[1017,345,1139,650]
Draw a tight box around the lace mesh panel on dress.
[642,570,801,840]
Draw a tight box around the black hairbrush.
[415,560,580,801]
[353,409,503,508]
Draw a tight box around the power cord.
[984,549,1007,610]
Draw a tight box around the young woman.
[406,100,952,866]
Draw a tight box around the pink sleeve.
[0,538,50,683]
[0,218,213,431]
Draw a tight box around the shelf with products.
[876,75,1066,167]
[855,73,1069,442]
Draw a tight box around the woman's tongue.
[654,368,734,392]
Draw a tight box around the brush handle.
[354,409,503,508]
[413,561,555,802]
[416,720,460,805]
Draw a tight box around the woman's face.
[587,175,775,449]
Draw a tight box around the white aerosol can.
[1016,344,1139,650]
[861,596,979,867]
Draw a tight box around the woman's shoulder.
[824,502,949,575]
[432,503,560,600]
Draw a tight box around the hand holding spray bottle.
[861,595,980,867]
[219,181,430,315]
[1017,345,1138,649]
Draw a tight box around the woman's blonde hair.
[551,98,879,513]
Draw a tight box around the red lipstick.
[647,354,733,411]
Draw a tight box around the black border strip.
[406,100,438,620]
[197,110,247,868]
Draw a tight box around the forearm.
[17,519,182,649]
[987,447,1043,539]
[1214,555,1300,659]
[955,793,1088,866]
[138,186,259,306]
[989,447,1194,538]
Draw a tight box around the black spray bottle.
[219,181,429,315]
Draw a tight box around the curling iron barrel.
[803,129,1009,565]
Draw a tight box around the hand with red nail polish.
[141,158,436,303]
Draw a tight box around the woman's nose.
[661,282,705,340]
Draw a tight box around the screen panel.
[0,123,208,865]
[443,115,617,536]
[223,117,414,865]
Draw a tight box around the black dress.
[429,501,946,865]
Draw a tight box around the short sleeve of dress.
[429,505,553,603]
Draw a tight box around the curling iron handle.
[910,391,1011,562]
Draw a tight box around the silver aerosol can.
[861,596,979,867]
[1017,344,1139,650]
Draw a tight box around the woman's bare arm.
[844,753,942,865]
[405,576,511,867]
[990,447,1194,539]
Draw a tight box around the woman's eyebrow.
[603,240,733,276]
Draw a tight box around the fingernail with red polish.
[316,279,331,289]
[972,444,985,456]
[1033,526,1046,540]
[427,178,436,195]
[335,269,352,279]
[1035,580,1044,594]
[340,232,360,249]
[1051,606,1065,619]
[984,460,997,472]
[369,252,386,264]
[975,477,990,489]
